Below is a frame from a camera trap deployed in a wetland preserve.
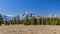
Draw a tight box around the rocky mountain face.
[2,12,40,20]
[20,12,40,20]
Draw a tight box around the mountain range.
[2,12,40,21]
[2,12,59,21]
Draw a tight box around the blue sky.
[0,0,60,16]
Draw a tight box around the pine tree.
[34,18,37,25]
[0,14,3,25]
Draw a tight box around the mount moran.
[2,12,40,21]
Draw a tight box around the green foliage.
[0,14,3,25]
[2,17,60,25]
[3,21,10,25]
[29,18,35,25]
[1,14,60,25]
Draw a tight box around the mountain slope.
[20,12,40,20]
[2,15,14,21]
[2,12,40,20]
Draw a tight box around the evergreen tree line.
[0,14,60,25]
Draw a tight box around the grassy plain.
[0,25,60,34]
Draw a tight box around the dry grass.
[0,25,60,34]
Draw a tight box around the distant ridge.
[2,12,40,20]
[2,12,60,21]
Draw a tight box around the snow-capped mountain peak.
[20,12,40,20]
[2,12,40,20]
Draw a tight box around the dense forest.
[0,14,60,25]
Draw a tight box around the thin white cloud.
[6,15,14,17]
